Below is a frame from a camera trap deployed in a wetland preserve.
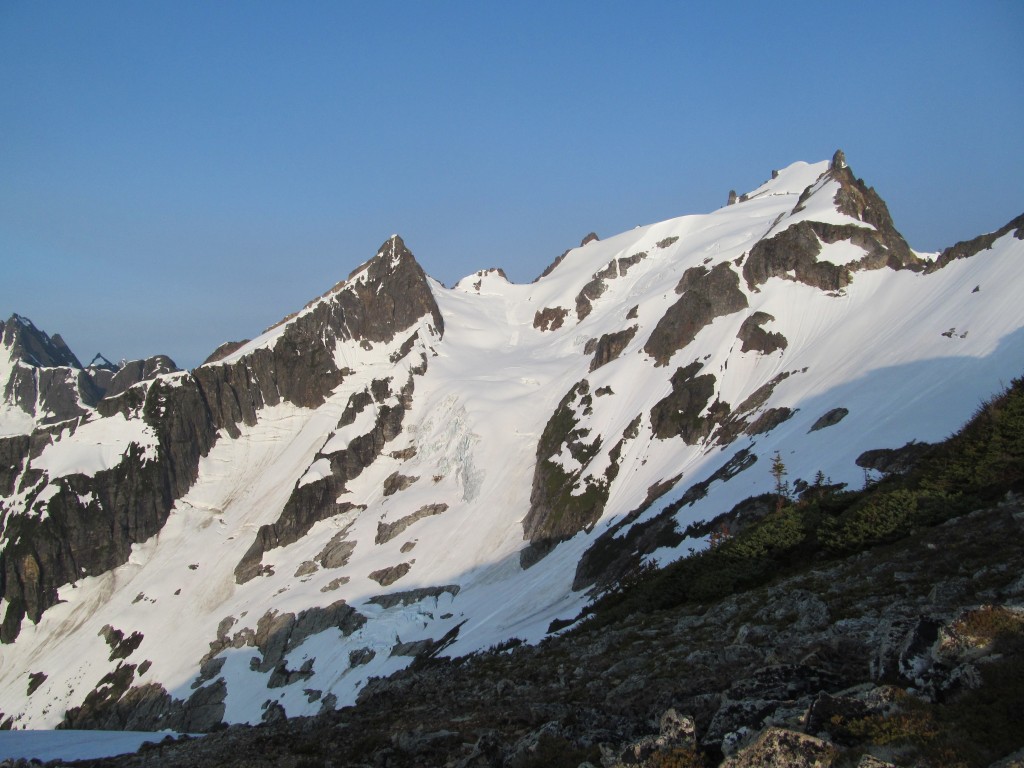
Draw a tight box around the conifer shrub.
[584,378,1024,628]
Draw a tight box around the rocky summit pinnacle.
[2,313,83,369]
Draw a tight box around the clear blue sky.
[2,1,1022,368]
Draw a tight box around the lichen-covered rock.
[720,727,838,767]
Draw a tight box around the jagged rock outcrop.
[533,306,569,331]
[742,222,854,293]
[104,355,179,399]
[521,380,610,564]
[85,354,119,393]
[809,408,848,432]
[1,314,102,423]
[201,340,250,365]
[376,503,449,545]
[586,326,639,371]
[2,314,82,369]
[736,312,787,355]
[234,376,413,583]
[575,252,648,322]
[649,362,725,443]
[743,157,928,294]
[366,584,461,609]
[194,234,441,430]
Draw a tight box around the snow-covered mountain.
[1,153,1022,731]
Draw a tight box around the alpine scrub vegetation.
[589,376,1024,624]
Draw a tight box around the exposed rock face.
[827,163,920,271]
[644,262,748,366]
[0,435,30,495]
[649,362,725,443]
[382,471,418,496]
[2,314,82,369]
[1,314,101,424]
[367,584,461,609]
[720,727,838,767]
[736,312,787,355]
[316,532,357,569]
[743,157,929,292]
[369,562,412,586]
[248,601,366,674]
[104,355,179,399]
[234,374,416,584]
[59,601,366,732]
[376,503,449,545]
[533,306,569,331]
[522,380,612,565]
[742,223,853,293]
[194,234,441,426]
[70,502,1024,766]
[856,441,932,476]
[1,378,218,642]
[575,264,614,321]
[809,408,848,432]
[61,673,228,733]
[575,253,648,322]
[587,326,639,371]
[85,355,119,394]
[201,340,250,365]
[1,236,443,640]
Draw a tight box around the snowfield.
[1,158,1022,734]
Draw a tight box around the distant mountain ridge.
[1,153,1022,733]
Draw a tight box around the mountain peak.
[2,313,82,369]
[825,154,920,270]
[87,353,119,371]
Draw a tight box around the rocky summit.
[0,155,1022,766]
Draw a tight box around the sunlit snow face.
[1,159,1022,732]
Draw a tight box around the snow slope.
[1,158,1022,731]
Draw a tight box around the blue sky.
[2,1,1022,369]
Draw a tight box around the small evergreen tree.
[771,451,790,513]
